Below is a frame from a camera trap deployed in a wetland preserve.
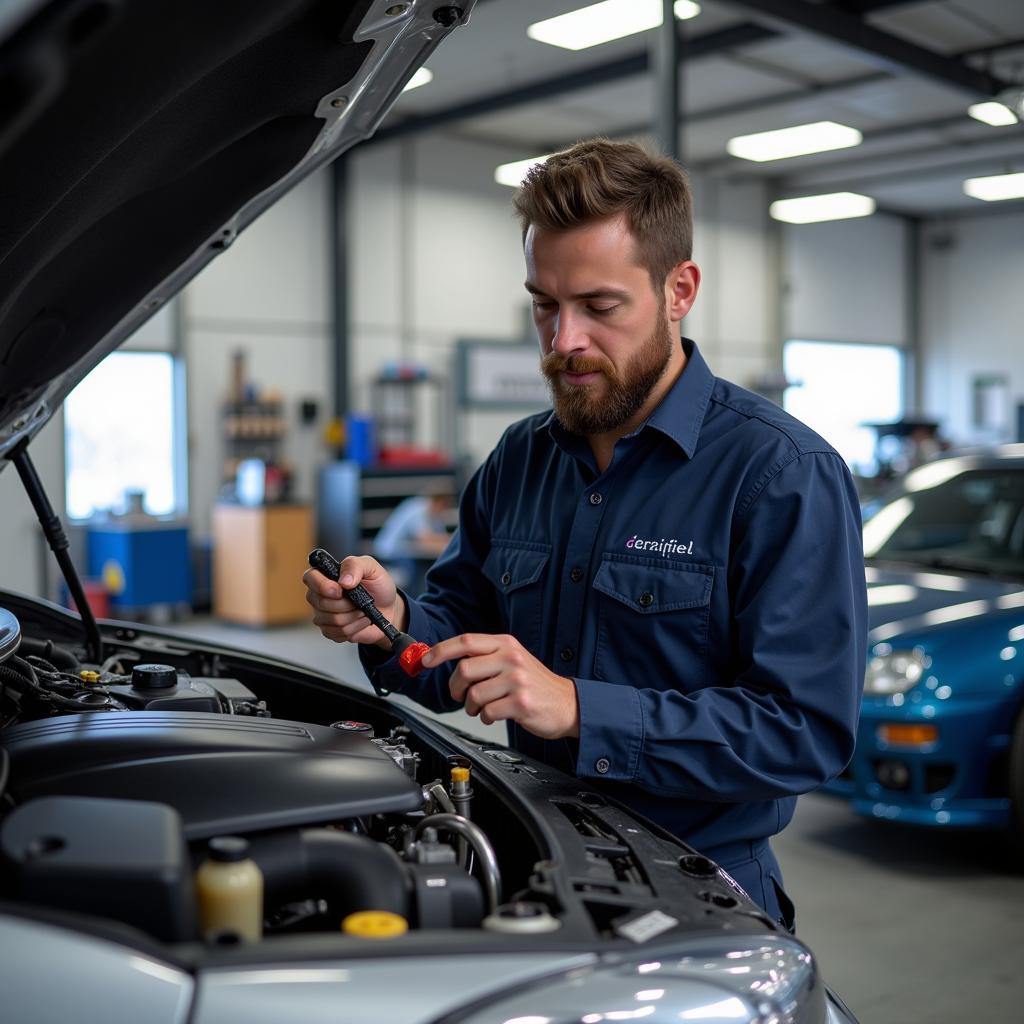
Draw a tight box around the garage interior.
[1,1,1023,1020]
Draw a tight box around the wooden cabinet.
[212,504,313,625]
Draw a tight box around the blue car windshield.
[864,467,1024,577]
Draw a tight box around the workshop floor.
[181,615,1024,1024]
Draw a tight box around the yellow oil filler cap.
[342,910,408,939]
[79,670,101,684]
[450,766,470,784]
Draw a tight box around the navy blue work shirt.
[361,338,866,858]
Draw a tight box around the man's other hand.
[422,634,579,739]
[302,555,406,650]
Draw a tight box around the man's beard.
[540,308,674,435]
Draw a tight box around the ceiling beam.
[369,22,778,144]
[724,0,1009,97]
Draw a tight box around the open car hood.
[0,0,472,462]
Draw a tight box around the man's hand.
[302,555,406,651]
[422,634,579,740]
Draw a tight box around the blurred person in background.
[372,484,454,595]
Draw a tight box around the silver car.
[0,2,855,1021]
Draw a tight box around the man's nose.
[550,309,587,356]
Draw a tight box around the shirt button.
[595,757,610,774]
[569,567,583,583]
[559,647,574,662]
[501,571,512,585]
[589,492,603,506]
[638,591,654,608]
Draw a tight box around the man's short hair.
[512,138,694,289]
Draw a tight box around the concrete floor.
[180,616,1024,1024]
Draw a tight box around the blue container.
[87,522,191,611]
[345,414,376,466]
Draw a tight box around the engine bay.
[0,598,774,953]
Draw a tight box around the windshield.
[863,464,1024,577]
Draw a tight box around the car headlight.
[455,935,830,1024]
[864,648,928,695]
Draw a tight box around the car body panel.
[0,912,194,1024]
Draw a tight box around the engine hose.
[424,781,472,872]
[16,637,79,671]
[0,664,35,694]
[9,656,38,685]
[246,829,410,921]
[414,813,502,913]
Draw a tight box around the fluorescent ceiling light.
[527,0,700,52]
[770,192,876,224]
[495,154,553,188]
[402,67,433,92]
[963,171,1024,202]
[728,121,862,162]
[967,101,1018,127]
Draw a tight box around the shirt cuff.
[573,678,644,783]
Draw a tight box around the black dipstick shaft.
[308,549,430,676]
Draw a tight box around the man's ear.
[665,261,700,323]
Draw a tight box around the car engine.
[0,605,513,945]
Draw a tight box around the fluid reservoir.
[482,900,560,934]
[195,836,264,942]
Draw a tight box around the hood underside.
[0,0,469,459]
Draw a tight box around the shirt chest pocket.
[481,539,551,654]
[592,556,715,688]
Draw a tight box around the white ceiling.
[380,0,1024,216]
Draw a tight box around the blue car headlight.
[864,647,928,696]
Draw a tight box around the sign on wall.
[455,339,550,410]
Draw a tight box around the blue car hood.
[865,563,1024,637]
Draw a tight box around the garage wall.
[782,213,909,347]
[918,209,1024,446]
[181,170,333,539]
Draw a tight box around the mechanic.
[304,139,867,929]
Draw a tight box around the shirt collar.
[536,337,715,461]
[646,337,715,459]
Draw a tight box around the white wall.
[181,169,333,538]
[689,174,778,390]
[918,210,1024,446]
[782,213,909,347]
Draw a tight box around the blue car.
[826,446,1024,842]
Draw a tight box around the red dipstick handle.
[399,642,431,677]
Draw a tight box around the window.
[783,340,904,474]
[65,351,186,520]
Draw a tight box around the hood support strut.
[8,441,102,664]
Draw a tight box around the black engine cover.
[3,712,423,838]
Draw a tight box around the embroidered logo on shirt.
[626,535,694,557]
